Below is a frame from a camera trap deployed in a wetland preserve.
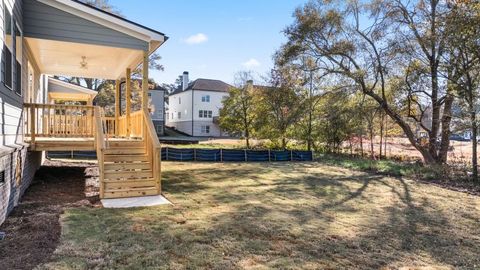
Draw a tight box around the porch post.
[115,79,120,136]
[142,51,149,138]
[126,68,132,137]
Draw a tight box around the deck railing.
[24,103,95,142]
[143,108,162,192]
[117,110,143,137]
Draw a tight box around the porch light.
[80,56,88,70]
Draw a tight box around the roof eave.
[40,0,167,44]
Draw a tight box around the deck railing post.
[142,51,149,139]
[115,80,120,136]
[30,105,36,146]
[126,68,132,137]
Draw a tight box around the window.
[199,110,212,118]
[179,97,181,104]
[201,125,210,134]
[0,170,4,185]
[201,95,210,102]
[156,125,163,134]
[2,5,12,89]
[178,112,181,119]
[14,21,22,96]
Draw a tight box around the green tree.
[255,68,305,149]
[219,83,257,148]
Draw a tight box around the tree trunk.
[359,127,364,157]
[307,108,313,151]
[379,112,384,159]
[384,117,388,157]
[471,112,478,182]
[369,126,375,160]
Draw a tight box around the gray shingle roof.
[170,79,232,96]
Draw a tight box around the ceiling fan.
[80,56,88,70]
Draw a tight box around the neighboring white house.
[149,87,165,136]
[166,72,232,137]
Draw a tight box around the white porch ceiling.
[26,37,144,80]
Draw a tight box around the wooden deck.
[25,137,142,151]
[24,103,161,199]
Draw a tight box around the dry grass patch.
[39,162,480,269]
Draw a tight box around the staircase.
[95,108,162,199]
[101,140,158,198]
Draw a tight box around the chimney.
[182,71,189,91]
[246,80,254,89]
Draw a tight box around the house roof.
[170,79,232,96]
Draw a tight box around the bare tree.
[279,0,453,164]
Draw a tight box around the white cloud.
[184,33,208,45]
[242,58,261,68]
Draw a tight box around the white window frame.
[201,125,210,134]
[3,4,13,90]
[201,95,210,102]
[14,20,22,96]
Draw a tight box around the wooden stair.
[100,140,158,199]
[94,108,162,199]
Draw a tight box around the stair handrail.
[99,107,110,148]
[94,107,106,198]
[143,108,162,193]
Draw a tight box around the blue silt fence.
[162,148,313,162]
[48,148,313,162]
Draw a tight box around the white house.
[166,72,232,137]
[149,87,165,135]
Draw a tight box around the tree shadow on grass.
[176,165,480,269]
[41,162,480,269]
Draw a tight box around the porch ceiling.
[26,37,143,80]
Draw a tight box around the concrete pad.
[101,195,171,208]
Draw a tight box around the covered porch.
[22,0,167,198]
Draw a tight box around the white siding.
[166,90,228,137]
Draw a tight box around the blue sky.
[110,0,307,85]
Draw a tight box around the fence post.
[244,149,247,162]
[166,147,169,161]
[220,149,223,162]
[194,148,197,161]
[268,149,271,162]
[290,150,293,161]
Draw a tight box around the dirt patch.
[0,160,99,270]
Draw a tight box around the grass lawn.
[39,162,479,270]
